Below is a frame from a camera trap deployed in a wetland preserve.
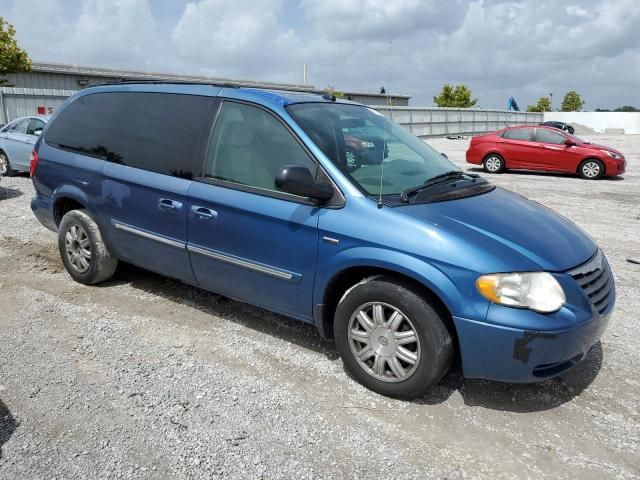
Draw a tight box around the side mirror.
[564,138,575,146]
[276,165,334,203]
[33,129,43,136]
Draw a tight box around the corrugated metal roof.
[31,61,315,92]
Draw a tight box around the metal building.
[4,62,410,105]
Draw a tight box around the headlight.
[601,150,622,159]
[476,272,566,313]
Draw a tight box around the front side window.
[535,129,565,145]
[27,118,46,135]
[287,103,457,196]
[502,128,533,141]
[45,92,215,179]
[205,101,316,192]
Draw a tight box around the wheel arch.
[52,186,91,226]
[483,151,506,165]
[315,262,462,360]
[577,157,605,175]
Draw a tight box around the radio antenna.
[377,40,392,209]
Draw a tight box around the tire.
[567,126,575,134]
[0,151,15,177]
[578,159,605,180]
[483,154,505,173]
[58,209,118,285]
[334,275,453,399]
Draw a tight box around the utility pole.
[303,64,308,85]
[549,92,553,111]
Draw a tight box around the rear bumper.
[453,306,612,383]
[30,194,57,232]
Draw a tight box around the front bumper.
[453,253,615,383]
[453,308,611,383]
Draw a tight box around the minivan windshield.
[287,103,458,196]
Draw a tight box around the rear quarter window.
[45,92,215,179]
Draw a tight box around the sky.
[1,0,639,109]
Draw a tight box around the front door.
[187,100,321,320]
[533,128,578,172]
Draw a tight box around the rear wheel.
[334,276,453,399]
[483,154,505,173]
[0,151,14,177]
[579,159,604,180]
[58,209,118,285]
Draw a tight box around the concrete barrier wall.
[374,106,543,138]
[543,112,640,134]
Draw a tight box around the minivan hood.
[399,187,596,272]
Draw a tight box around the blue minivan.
[30,83,614,398]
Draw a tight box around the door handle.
[158,198,182,213]
[191,206,217,221]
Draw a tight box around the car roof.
[77,82,365,110]
[9,115,49,123]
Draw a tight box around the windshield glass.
[287,103,458,196]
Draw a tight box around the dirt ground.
[0,133,638,479]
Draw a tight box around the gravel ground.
[0,133,638,479]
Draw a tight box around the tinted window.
[205,101,316,192]
[27,118,46,135]
[45,92,215,179]
[535,128,565,145]
[502,128,533,141]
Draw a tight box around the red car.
[466,125,626,179]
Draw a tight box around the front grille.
[569,250,614,315]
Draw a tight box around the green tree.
[527,96,552,112]
[613,105,638,112]
[324,85,346,99]
[433,84,477,108]
[561,91,585,112]
[0,17,31,85]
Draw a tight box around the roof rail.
[91,78,241,89]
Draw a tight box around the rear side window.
[7,119,28,134]
[45,92,215,179]
[502,128,533,141]
[535,128,565,145]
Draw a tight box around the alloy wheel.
[582,161,600,178]
[485,156,502,172]
[348,302,421,383]
[64,223,92,273]
[0,153,7,176]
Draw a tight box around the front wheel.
[579,159,605,180]
[483,154,505,173]
[334,276,453,399]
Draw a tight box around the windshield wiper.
[400,171,468,203]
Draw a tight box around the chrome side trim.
[187,244,294,281]
[112,221,185,249]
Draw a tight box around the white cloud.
[1,0,639,109]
